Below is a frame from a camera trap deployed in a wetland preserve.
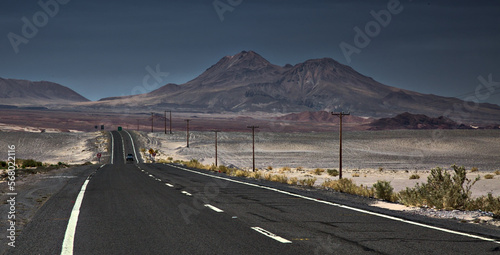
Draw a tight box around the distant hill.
[0,78,89,106]
[368,112,471,130]
[276,111,369,123]
[81,50,500,123]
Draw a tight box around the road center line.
[169,164,500,245]
[204,204,224,213]
[60,179,90,255]
[251,227,292,244]
[181,191,192,196]
[165,183,174,187]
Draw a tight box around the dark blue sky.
[1,0,499,105]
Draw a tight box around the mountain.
[79,51,500,123]
[0,78,89,106]
[368,112,471,130]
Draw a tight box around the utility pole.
[151,112,154,133]
[185,119,190,148]
[137,119,139,131]
[168,110,172,134]
[331,112,350,179]
[213,130,221,167]
[247,126,259,172]
[164,111,167,134]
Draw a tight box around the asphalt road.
[6,130,500,254]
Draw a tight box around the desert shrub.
[327,169,339,177]
[263,173,272,181]
[267,166,273,170]
[304,178,316,187]
[279,166,291,173]
[397,165,479,210]
[287,177,298,185]
[234,170,249,177]
[470,167,478,172]
[296,166,303,171]
[312,168,325,175]
[167,157,173,161]
[466,193,500,215]
[379,167,384,172]
[184,159,205,169]
[373,180,394,201]
[21,159,43,168]
[0,161,7,168]
[409,174,420,179]
[352,173,360,177]
[484,174,494,179]
[218,165,229,173]
[270,174,288,184]
[495,170,500,175]
[249,171,262,179]
[322,178,373,197]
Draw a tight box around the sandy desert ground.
[138,129,500,198]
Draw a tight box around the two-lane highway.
[8,130,500,254]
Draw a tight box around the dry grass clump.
[270,174,288,184]
[352,173,360,177]
[467,193,500,215]
[298,178,317,187]
[470,167,479,172]
[248,171,263,179]
[287,177,298,185]
[327,169,339,177]
[234,170,250,177]
[296,166,304,171]
[310,168,325,175]
[495,170,500,175]
[409,174,420,179]
[484,174,494,179]
[321,178,373,198]
[267,166,273,170]
[279,166,291,173]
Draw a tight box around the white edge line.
[204,204,224,213]
[61,179,90,255]
[251,227,292,244]
[170,165,500,245]
[124,130,139,163]
[110,132,114,164]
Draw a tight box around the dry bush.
[279,166,291,173]
[352,173,360,177]
[466,193,500,215]
[495,170,500,175]
[409,174,420,179]
[327,169,339,177]
[398,165,479,210]
[287,177,298,185]
[296,166,303,171]
[484,174,494,179]
[373,180,395,201]
[311,168,325,175]
[322,178,373,198]
[270,174,288,184]
[234,170,249,177]
[263,173,272,181]
[249,171,263,179]
[267,166,273,170]
[470,167,479,172]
